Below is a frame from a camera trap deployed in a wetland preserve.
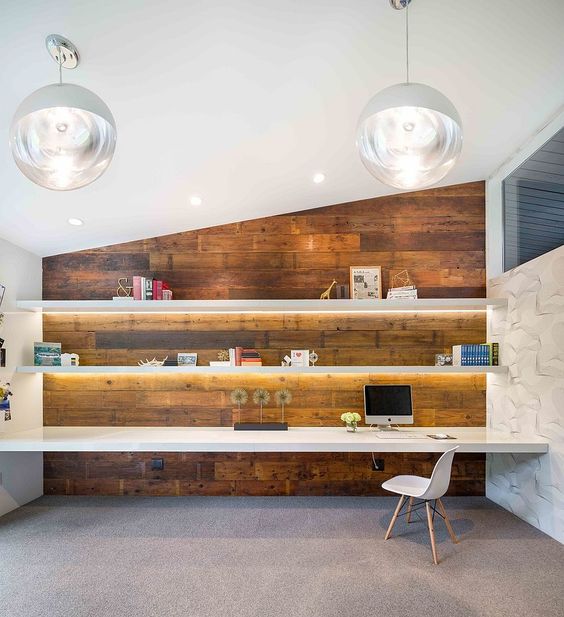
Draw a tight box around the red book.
[152,280,163,300]
[132,276,142,300]
[235,346,243,367]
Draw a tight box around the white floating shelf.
[16,365,508,375]
[15,298,507,314]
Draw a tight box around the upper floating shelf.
[16,365,508,375]
[16,298,507,314]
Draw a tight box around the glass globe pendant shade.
[357,82,462,190]
[10,83,116,191]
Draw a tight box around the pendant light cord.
[58,46,63,85]
[405,3,410,84]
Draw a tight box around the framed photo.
[290,350,310,367]
[0,284,5,308]
[178,352,198,366]
[349,266,382,300]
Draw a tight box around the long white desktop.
[0,426,549,454]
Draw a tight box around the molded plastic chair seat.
[382,446,460,564]
[382,475,430,497]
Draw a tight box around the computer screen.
[364,385,413,426]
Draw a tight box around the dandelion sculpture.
[274,389,292,424]
[253,388,270,424]
[230,388,248,424]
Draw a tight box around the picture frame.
[349,266,382,300]
[290,350,309,367]
[0,284,5,308]
[177,352,198,366]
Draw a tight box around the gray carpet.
[1,496,563,617]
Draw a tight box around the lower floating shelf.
[15,365,508,375]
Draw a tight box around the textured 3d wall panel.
[487,245,564,543]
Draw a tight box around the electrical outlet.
[372,458,385,472]
[151,458,164,471]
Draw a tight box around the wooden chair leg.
[406,497,414,523]
[437,498,458,544]
[425,501,439,565]
[384,495,406,540]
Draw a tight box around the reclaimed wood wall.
[43,182,485,300]
[44,451,485,497]
[42,181,487,496]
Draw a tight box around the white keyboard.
[374,432,424,439]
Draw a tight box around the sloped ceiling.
[1,0,563,256]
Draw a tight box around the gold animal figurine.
[320,280,338,300]
[116,277,133,297]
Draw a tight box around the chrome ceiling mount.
[45,34,79,69]
[389,0,412,9]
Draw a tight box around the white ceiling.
[1,0,563,257]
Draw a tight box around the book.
[132,276,142,300]
[152,279,163,301]
[481,342,500,366]
[235,346,243,367]
[453,343,494,366]
[144,278,153,301]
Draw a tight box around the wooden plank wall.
[42,181,487,496]
[42,182,485,300]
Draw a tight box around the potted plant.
[341,411,361,432]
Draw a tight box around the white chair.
[382,446,459,564]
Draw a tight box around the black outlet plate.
[151,458,164,471]
[372,458,385,472]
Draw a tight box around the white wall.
[487,245,564,543]
[0,237,43,516]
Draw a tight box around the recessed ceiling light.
[67,217,84,226]
[313,173,325,184]
[190,195,202,206]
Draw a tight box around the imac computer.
[364,384,414,430]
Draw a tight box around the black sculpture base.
[234,422,289,431]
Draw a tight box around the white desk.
[0,426,549,454]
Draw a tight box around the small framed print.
[0,284,5,308]
[178,352,198,366]
[349,266,382,300]
[290,350,310,367]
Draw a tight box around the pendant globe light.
[357,0,462,190]
[10,35,116,191]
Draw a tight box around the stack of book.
[240,349,262,367]
[228,347,263,367]
[452,343,499,366]
[387,284,418,300]
[132,276,167,300]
